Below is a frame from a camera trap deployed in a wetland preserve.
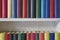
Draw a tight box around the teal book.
[18,32,22,40]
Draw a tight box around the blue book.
[55,0,59,18]
[59,0,60,17]
[41,0,46,18]
[50,32,54,40]
[13,34,18,40]
[46,0,50,18]
[12,0,17,18]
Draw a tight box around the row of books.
[0,31,60,40]
[0,0,60,18]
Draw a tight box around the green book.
[18,32,22,40]
[36,0,41,18]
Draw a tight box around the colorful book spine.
[31,0,36,18]
[36,32,39,40]
[10,32,14,40]
[2,0,7,18]
[26,32,30,40]
[0,32,5,40]
[36,0,41,18]
[50,32,54,40]
[12,0,17,18]
[18,32,22,40]
[27,0,31,18]
[46,0,50,18]
[0,0,2,18]
[44,32,49,40]
[50,0,54,18]
[39,32,44,40]
[17,0,22,18]
[22,0,27,18]
[41,0,46,18]
[55,0,59,18]
[8,0,12,18]
[59,0,60,17]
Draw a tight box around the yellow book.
[0,32,5,40]
[44,32,49,40]
[8,0,12,18]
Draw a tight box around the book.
[22,0,27,18]
[39,32,44,40]
[36,32,39,40]
[10,32,14,40]
[12,0,17,18]
[0,0,2,18]
[18,32,22,40]
[8,0,12,18]
[26,32,30,40]
[41,0,46,18]
[59,0,60,17]
[50,0,54,18]
[44,32,49,40]
[31,0,36,18]
[2,0,7,18]
[46,0,50,18]
[50,32,54,40]
[36,0,41,18]
[27,0,31,18]
[0,32,5,40]
[55,0,59,18]
[17,0,22,18]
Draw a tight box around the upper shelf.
[0,18,60,21]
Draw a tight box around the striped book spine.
[2,0,7,18]
[44,32,49,40]
[17,0,22,18]
[41,0,46,18]
[12,0,17,18]
[31,0,36,18]
[22,0,27,18]
[27,0,31,18]
[50,0,54,18]
[55,0,59,18]
[8,0,12,18]
[50,32,54,40]
[18,32,22,40]
[46,0,50,18]
[0,0,2,18]
[36,0,41,18]
[36,32,39,40]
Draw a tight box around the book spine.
[8,0,12,18]
[17,0,22,18]
[12,0,17,18]
[0,0,2,18]
[46,0,50,18]
[22,0,27,18]
[10,33,13,40]
[27,0,31,18]
[36,0,41,18]
[31,0,36,18]
[13,34,18,40]
[50,32,54,40]
[2,0,7,18]
[36,33,39,40]
[59,0,60,17]
[41,0,46,18]
[50,0,54,18]
[55,0,59,18]
[18,32,22,40]
[26,32,30,40]
[44,32,49,40]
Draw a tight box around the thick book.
[39,32,44,40]
[36,0,41,18]
[0,0,2,18]
[36,32,39,40]
[0,32,5,40]
[18,32,22,40]
[46,0,50,18]
[12,0,17,18]
[22,0,27,18]
[2,0,7,18]
[31,0,36,18]
[44,32,49,40]
[17,0,22,18]
[50,32,54,40]
[50,0,54,18]
[8,0,12,18]
[55,0,59,18]
[27,0,31,18]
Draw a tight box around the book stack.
[0,0,60,18]
[0,31,60,40]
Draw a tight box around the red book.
[5,32,10,40]
[22,0,27,18]
[26,32,30,40]
[39,32,44,40]
[2,0,7,18]
[0,0,2,18]
[50,0,54,18]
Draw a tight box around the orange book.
[26,32,30,40]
